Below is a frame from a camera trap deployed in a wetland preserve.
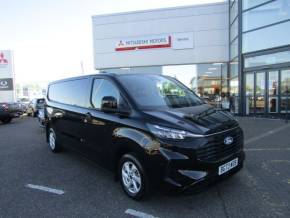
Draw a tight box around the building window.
[230,17,239,41]
[230,58,239,78]
[281,69,290,113]
[243,0,290,32]
[281,69,290,95]
[230,0,238,23]
[243,20,290,53]
[230,38,239,60]
[243,0,274,10]
[229,77,239,113]
[244,50,290,68]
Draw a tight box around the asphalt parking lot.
[0,116,290,218]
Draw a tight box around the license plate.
[218,158,238,175]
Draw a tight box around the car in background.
[17,98,30,114]
[0,102,20,124]
[27,98,45,117]
[37,108,46,127]
[15,102,26,115]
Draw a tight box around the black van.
[45,73,245,200]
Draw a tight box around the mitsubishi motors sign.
[115,34,171,51]
[0,52,9,65]
[0,50,15,102]
[115,32,194,52]
[0,50,13,77]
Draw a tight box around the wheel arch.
[112,127,160,180]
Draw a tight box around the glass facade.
[243,0,290,32]
[243,0,272,10]
[243,21,290,53]
[229,0,240,113]
[239,0,290,117]
[244,50,290,68]
[242,0,290,53]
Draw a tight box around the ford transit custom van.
[45,73,245,200]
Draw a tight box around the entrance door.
[245,73,254,115]
[268,70,279,113]
[281,69,290,114]
[255,72,266,114]
[245,68,290,117]
[245,71,266,115]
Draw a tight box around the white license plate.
[218,158,238,175]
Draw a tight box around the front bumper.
[162,150,245,189]
[146,127,245,189]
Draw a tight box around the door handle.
[83,112,92,123]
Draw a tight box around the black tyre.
[48,127,62,153]
[33,111,37,117]
[1,117,12,124]
[119,153,149,200]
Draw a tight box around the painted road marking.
[125,209,158,218]
[245,124,290,145]
[245,148,290,151]
[26,184,65,195]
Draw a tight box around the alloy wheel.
[49,129,56,150]
[121,161,142,194]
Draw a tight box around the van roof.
[48,73,164,85]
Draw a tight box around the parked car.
[0,102,20,124]
[45,73,245,200]
[17,98,30,114]
[27,98,45,117]
[37,108,46,127]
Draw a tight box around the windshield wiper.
[185,107,218,121]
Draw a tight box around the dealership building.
[92,0,290,117]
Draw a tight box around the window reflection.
[229,77,239,113]
[243,21,290,53]
[281,69,290,95]
[243,0,290,32]
[243,0,272,10]
[268,71,279,96]
[245,50,290,68]
[245,74,254,115]
[162,63,228,107]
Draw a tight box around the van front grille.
[196,128,243,162]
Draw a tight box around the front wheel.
[119,153,149,200]
[48,128,62,153]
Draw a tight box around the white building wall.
[92,2,229,69]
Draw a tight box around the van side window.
[92,79,126,109]
[48,78,90,107]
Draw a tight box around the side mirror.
[101,96,117,112]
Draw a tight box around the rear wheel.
[48,128,62,152]
[1,117,12,124]
[119,153,149,200]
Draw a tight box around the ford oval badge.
[224,136,234,145]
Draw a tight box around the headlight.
[147,124,203,139]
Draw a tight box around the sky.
[0,0,224,84]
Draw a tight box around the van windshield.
[117,74,203,110]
